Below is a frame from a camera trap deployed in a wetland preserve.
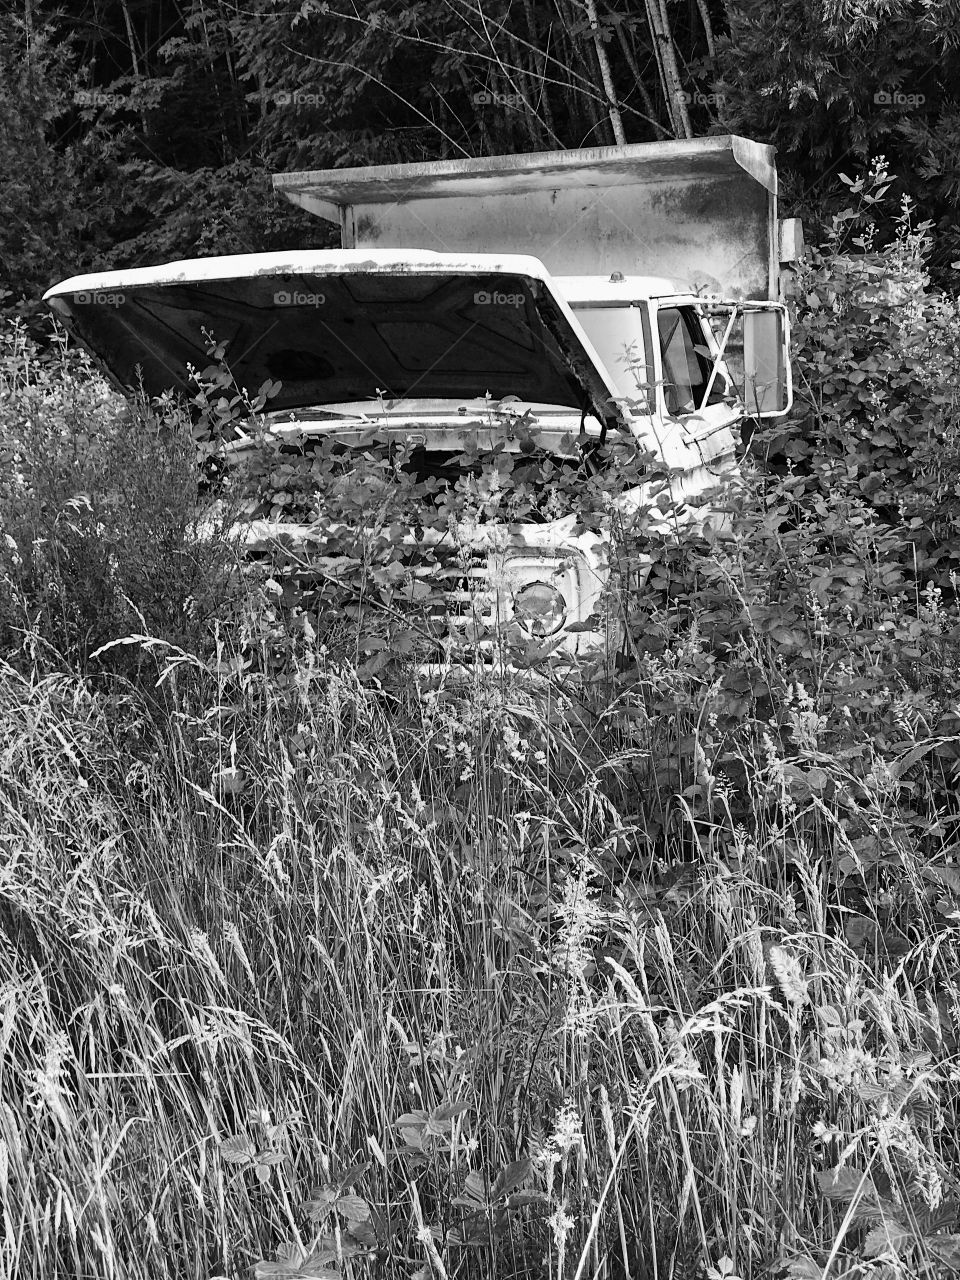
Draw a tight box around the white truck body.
[44,136,797,666]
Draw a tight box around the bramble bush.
[759,158,960,583]
[616,160,960,841]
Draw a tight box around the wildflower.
[786,681,826,750]
[818,1045,877,1088]
[28,1030,73,1127]
[547,1203,576,1276]
[768,946,809,1006]
[914,1163,944,1212]
[693,738,715,788]
[761,732,794,812]
[706,1257,743,1280]
[548,1205,575,1244]
[812,1119,844,1144]
[108,982,130,1010]
[549,1100,583,1156]
[552,860,604,1035]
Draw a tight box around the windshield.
[570,305,652,410]
[657,306,729,416]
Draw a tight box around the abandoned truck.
[43,135,800,666]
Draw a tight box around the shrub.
[758,159,960,585]
[0,319,246,674]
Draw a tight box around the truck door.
[647,301,742,509]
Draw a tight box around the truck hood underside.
[43,258,618,425]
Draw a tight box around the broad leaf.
[220,1135,255,1164]
[863,1221,914,1257]
[778,1259,825,1279]
[506,1191,549,1207]
[394,1111,428,1128]
[346,1217,379,1247]
[461,1171,487,1204]
[302,1188,338,1221]
[927,1234,960,1267]
[336,1193,370,1223]
[817,1165,877,1201]
[492,1157,533,1199]
[430,1100,472,1125]
[336,1160,370,1188]
[920,1199,960,1233]
[254,1241,341,1279]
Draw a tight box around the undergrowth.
[0,170,959,1280]
[1,593,959,1280]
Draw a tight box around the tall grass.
[2,297,960,1278]
[1,598,958,1279]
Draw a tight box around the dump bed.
[273,135,779,301]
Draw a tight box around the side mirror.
[742,306,792,417]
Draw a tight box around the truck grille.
[247,531,600,662]
[403,548,500,649]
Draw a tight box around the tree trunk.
[119,0,140,80]
[696,0,717,59]
[582,0,627,144]
[522,0,558,142]
[615,20,672,139]
[644,0,692,137]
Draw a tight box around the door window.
[570,305,653,412]
[657,306,728,415]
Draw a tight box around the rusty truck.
[43,135,800,666]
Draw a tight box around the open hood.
[42,250,621,426]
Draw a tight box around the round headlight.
[513,581,567,637]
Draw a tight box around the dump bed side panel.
[342,176,769,298]
[274,137,778,300]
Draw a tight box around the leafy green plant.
[761,159,960,585]
[0,318,246,673]
[815,1162,960,1276]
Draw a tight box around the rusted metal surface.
[272,136,778,300]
